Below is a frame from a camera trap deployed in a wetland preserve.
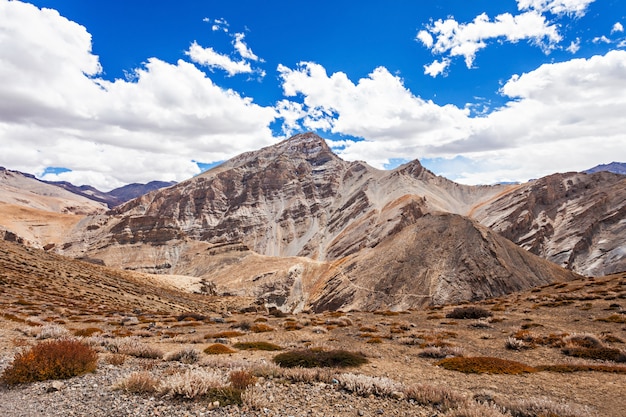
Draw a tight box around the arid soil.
[1,238,624,416]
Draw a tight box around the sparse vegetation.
[1,339,98,385]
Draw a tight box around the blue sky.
[0,0,625,190]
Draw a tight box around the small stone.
[357,410,365,416]
[46,381,65,392]
[391,391,405,400]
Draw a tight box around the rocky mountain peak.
[273,132,337,166]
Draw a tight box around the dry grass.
[113,371,160,393]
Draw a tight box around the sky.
[0,0,625,191]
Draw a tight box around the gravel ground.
[0,357,431,417]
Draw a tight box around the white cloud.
[0,1,277,191]
[233,33,259,61]
[566,37,580,53]
[416,30,434,48]
[205,17,229,32]
[592,35,611,44]
[423,58,450,77]
[418,11,561,73]
[278,51,626,184]
[186,41,254,76]
[611,22,624,34]
[516,0,595,17]
[278,62,472,167]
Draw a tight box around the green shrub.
[233,341,282,351]
[445,307,493,320]
[273,349,367,368]
[1,339,98,385]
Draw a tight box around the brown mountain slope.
[308,213,580,311]
[473,171,626,276]
[0,239,247,316]
[0,168,106,248]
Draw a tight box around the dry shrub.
[73,327,103,337]
[176,312,206,322]
[283,321,303,331]
[165,347,201,364]
[419,346,464,359]
[537,363,626,373]
[359,326,378,333]
[241,385,270,410]
[337,373,402,397]
[564,333,604,349]
[205,330,245,339]
[561,346,626,362]
[403,383,466,411]
[113,371,160,393]
[233,341,282,351]
[1,339,98,385]
[498,396,594,417]
[446,306,493,320]
[366,337,383,344]
[250,323,274,333]
[204,343,237,355]
[595,314,626,323]
[442,402,510,417]
[279,367,335,384]
[161,368,226,399]
[116,338,163,359]
[105,354,126,366]
[505,337,527,351]
[229,369,256,390]
[35,324,70,340]
[273,349,367,368]
[310,326,328,334]
[437,357,536,374]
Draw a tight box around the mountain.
[45,179,177,208]
[0,167,107,248]
[52,133,584,312]
[473,171,626,276]
[584,162,626,175]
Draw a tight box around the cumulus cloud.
[612,22,624,34]
[516,0,595,16]
[418,11,561,74]
[0,1,276,190]
[278,62,473,167]
[278,51,626,184]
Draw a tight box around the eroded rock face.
[51,133,622,311]
[308,213,580,311]
[473,172,626,276]
[68,133,508,265]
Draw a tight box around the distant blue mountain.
[584,162,626,175]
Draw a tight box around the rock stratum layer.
[27,132,601,312]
